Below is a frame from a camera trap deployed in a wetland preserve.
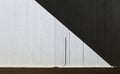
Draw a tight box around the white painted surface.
[0,0,30,65]
[83,44,98,67]
[0,0,55,66]
[0,0,15,65]
[54,18,69,66]
[69,32,83,66]
[13,0,30,65]
[0,0,111,67]
[28,0,55,66]
[97,54,111,67]
[83,43,111,67]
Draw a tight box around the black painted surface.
[35,0,120,66]
[111,0,120,66]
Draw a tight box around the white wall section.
[0,0,111,67]
[69,32,83,66]
[54,18,69,66]
[84,44,98,67]
[27,0,55,66]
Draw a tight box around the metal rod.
[64,36,67,66]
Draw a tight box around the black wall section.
[111,0,120,66]
[35,0,120,66]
